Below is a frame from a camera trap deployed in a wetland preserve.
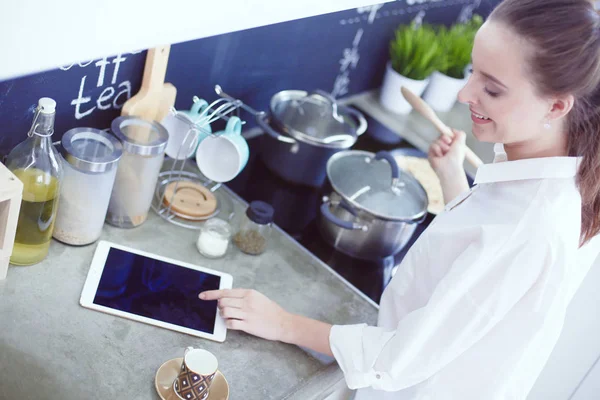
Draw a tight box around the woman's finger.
[226,319,247,331]
[439,141,451,153]
[218,297,244,309]
[199,288,248,301]
[451,128,466,139]
[442,135,452,145]
[220,306,246,320]
[430,142,443,158]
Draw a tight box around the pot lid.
[269,90,360,148]
[61,128,123,173]
[326,150,428,221]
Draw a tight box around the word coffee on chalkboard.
[60,53,138,120]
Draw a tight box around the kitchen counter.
[0,186,378,400]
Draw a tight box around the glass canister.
[196,218,232,259]
[5,98,63,266]
[233,201,274,255]
[53,128,123,245]
[106,116,168,228]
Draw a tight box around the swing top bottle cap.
[38,98,56,114]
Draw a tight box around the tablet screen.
[93,247,221,334]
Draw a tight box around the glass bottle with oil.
[5,98,63,265]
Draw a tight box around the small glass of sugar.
[196,218,232,259]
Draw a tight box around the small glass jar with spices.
[233,201,274,255]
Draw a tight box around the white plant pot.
[379,62,430,115]
[422,71,467,113]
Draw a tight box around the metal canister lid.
[61,128,123,173]
[111,116,168,156]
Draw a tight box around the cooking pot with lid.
[319,150,428,260]
[257,90,367,187]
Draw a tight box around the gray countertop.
[0,186,377,400]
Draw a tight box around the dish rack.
[151,86,255,230]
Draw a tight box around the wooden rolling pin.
[401,86,484,169]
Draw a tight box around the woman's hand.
[201,288,334,356]
[199,289,292,341]
[428,128,467,175]
[428,129,470,204]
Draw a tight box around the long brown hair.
[490,0,600,246]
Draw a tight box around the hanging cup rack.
[152,85,253,230]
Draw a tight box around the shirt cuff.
[329,324,394,391]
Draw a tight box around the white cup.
[163,99,212,160]
[195,117,249,183]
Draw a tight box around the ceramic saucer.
[155,357,229,400]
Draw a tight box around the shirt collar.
[474,144,581,185]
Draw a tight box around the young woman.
[200,0,600,398]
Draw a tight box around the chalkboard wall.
[0,0,499,157]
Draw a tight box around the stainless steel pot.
[319,150,428,260]
[213,86,367,187]
[256,90,367,187]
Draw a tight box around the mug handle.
[225,116,242,135]
[184,346,195,357]
[190,97,209,117]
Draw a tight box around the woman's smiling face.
[458,20,554,147]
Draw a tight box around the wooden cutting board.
[122,45,177,123]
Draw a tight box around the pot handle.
[311,91,368,137]
[302,90,344,125]
[255,112,297,144]
[375,151,400,178]
[321,198,368,231]
[340,106,368,136]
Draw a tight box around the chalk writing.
[457,0,481,23]
[332,28,363,97]
[333,72,351,98]
[357,4,384,24]
[412,10,427,27]
[66,54,133,120]
[406,0,444,5]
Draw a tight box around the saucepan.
[257,90,367,187]
[319,150,429,260]
[215,86,368,187]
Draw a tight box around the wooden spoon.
[400,86,483,169]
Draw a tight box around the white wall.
[528,255,600,399]
[0,0,392,81]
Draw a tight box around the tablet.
[80,241,233,342]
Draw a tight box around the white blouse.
[330,146,600,400]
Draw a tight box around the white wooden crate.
[0,162,23,279]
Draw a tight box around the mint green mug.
[195,116,249,182]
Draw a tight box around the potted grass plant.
[380,22,441,114]
[422,15,483,112]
